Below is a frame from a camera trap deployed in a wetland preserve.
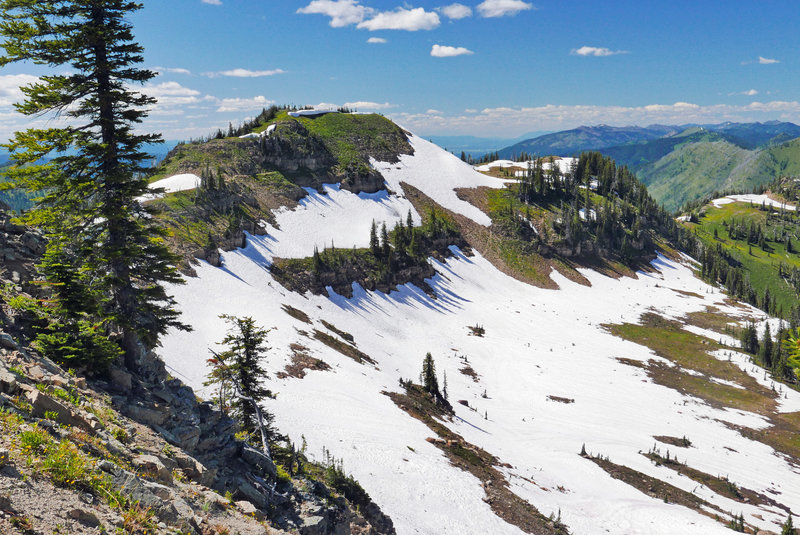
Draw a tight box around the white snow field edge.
[155,133,799,535]
[711,193,797,210]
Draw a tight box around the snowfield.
[140,173,201,202]
[711,193,797,210]
[157,138,800,535]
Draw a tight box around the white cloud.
[367,37,387,43]
[571,46,627,57]
[0,74,39,106]
[154,66,192,75]
[358,7,440,31]
[343,101,395,109]
[438,3,472,19]
[204,68,285,78]
[758,56,779,65]
[740,89,759,96]
[431,44,474,57]
[201,0,222,4]
[476,0,533,18]
[426,109,443,115]
[387,101,800,137]
[216,95,275,113]
[297,0,373,27]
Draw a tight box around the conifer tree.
[0,0,187,368]
[782,514,795,535]
[422,352,439,396]
[215,314,273,439]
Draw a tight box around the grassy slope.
[602,133,800,212]
[682,201,800,314]
[639,140,755,211]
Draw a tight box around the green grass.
[607,313,777,415]
[684,202,800,314]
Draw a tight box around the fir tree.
[0,0,187,367]
[214,314,273,440]
[782,514,795,535]
[422,352,439,396]
[369,220,380,256]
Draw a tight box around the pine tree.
[215,315,272,439]
[422,352,439,396]
[369,220,380,256]
[0,0,187,368]
[782,514,795,535]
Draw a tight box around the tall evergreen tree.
[422,352,439,396]
[216,314,272,439]
[0,0,187,368]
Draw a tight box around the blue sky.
[1,0,798,140]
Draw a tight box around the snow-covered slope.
[157,133,800,535]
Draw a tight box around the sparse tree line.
[309,207,461,285]
[492,151,689,263]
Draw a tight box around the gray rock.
[142,480,172,500]
[0,493,11,511]
[67,508,100,528]
[112,469,180,524]
[0,448,9,467]
[109,367,133,393]
[235,478,268,508]
[25,390,92,430]
[123,403,167,427]
[132,454,172,484]
[98,460,119,474]
[0,333,18,350]
[241,445,277,478]
[0,370,19,395]
[299,515,328,535]
[235,500,264,521]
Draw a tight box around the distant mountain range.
[426,132,551,158]
[494,122,800,211]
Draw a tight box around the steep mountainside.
[135,112,800,535]
[493,122,800,211]
[612,135,800,211]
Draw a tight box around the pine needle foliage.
[0,0,188,367]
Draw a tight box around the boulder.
[299,515,328,535]
[0,369,19,395]
[132,454,172,484]
[236,500,264,521]
[0,333,18,350]
[109,367,133,393]
[25,390,92,430]
[67,508,101,528]
[241,445,277,478]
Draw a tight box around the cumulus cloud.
[204,68,285,78]
[217,95,276,113]
[141,82,211,115]
[154,66,192,75]
[367,37,387,43]
[571,46,628,57]
[476,0,533,18]
[297,0,373,27]
[358,7,440,31]
[343,101,395,109]
[438,3,472,19]
[758,56,779,64]
[387,101,800,137]
[201,0,222,5]
[431,44,474,57]
[0,74,39,106]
